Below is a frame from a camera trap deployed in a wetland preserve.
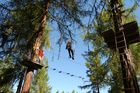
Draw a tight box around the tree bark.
[21,1,50,93]
[22,69,33,93]
[110,0,140,93]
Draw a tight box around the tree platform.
[102,21,140,50]
[21,59,43,70]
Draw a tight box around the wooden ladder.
[115,25,138,93]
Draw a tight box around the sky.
[46,30,110,93]
[46,31,111,93]
[45,1,140,93]
[45,22,90,92]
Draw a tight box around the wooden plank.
[21,59,43,70]
[123,21,138,34]
[102,29,114,42]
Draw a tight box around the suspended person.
[66,40,74,60]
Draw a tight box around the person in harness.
[66,40,74,60]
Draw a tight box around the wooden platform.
[21,59,43,70]
[102,21,140,49]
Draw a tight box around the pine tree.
[72,90,78,93]
[82,0,140,92]
[56,90,59,93]
[61,91,65,93]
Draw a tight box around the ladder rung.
[117,46,126,49]
[120,52,125,55]
[117,40,125,44]
[119,27,124,31]
[116,28,124,33]
[115,29,125,34]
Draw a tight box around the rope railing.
[44,65,89,82]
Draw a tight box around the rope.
[44,65,88,82]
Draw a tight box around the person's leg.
[68,49,71,58]
[71,49,74,60]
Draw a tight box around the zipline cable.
[44,65,89,82]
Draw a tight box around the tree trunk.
[21,1,50,93]
[97,84,100,93]
[110,0,140,93]
[120,54,139,93]
[22,68,33,93]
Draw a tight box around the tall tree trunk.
[22,1,50,93]
[110,0,139,93]
[22,69,33,93]
[97,84,100,93]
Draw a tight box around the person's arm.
[66,44,68,49]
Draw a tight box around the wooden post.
[22,68,33,93]
[97,83,100,93]
[21,1,50,93]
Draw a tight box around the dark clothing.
[66,41,74,60]
[66,41,71,49]
[68,48,74,60]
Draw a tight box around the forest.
[0,0,140,93]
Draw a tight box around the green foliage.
[71,90,78,93]
[0,0,49,91]
[82,10,113,92]
[61,91,65,93]
[130,43,140,74]
[0,58,23,93]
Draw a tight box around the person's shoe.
[72,57,74,60]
